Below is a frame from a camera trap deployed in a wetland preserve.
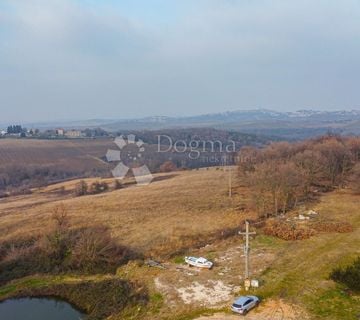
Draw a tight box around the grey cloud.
[0,0,360,122]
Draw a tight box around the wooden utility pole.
[222,154,232,198]
[239,221,256,281]
[228,165,232,198]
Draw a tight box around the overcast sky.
[0,0,360,122]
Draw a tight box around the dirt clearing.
[195,299,309,320]
[153,239,275,308]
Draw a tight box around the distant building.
[65,130,82,138]
[27,128,38,136]
[56,128,65,136]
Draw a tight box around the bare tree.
[238,135,360,217]
[75,180,88,196]
[348,163,360,194]
[159,161,177,172]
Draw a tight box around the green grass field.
[254,190,360,319]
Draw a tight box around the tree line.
[238,135,360,218]
[6,125,24,134]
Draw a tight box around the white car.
[184,256,213,269]
[231,296,260,315]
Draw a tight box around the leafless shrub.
[114,179,123,190]
[89,181,109,194]
[348,163,360,194]
[159,161,177,173]
[263,219,315,240]
[70,226,130,272]
[312,220,353,233]
[0,205,134,282]
[75,180,88,196]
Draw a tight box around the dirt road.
[195,299,309,320]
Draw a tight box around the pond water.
[0,297,85,320]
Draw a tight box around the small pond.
[0,297,85,320]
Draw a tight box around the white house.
[56,128,65,136]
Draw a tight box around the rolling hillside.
[0,168,245,256]
[0,131,272,191]
[0,168,359,319]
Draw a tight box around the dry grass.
[1,168,359,319]
[0,138,112,170]
[0,168,249,257]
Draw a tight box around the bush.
[330,257,360,292]
[10,187,32,196]
[75,180,88,196]
[89,181,109,194]
[263,219,315,240]
[71,226,130,273]
[0,205,135,283]
[0,191,9,199]
[312,220,353,233]
[114,179,123,190]
[159,161,177,173]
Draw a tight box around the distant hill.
[100,109,360,139]
[18,109,360,140]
